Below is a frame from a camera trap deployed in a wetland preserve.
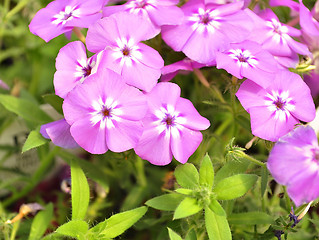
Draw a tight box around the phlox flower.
[54,41,99,99]
[161,0,253,64]
[86,12,164,92]
[247,9,310,57]
[161,58,209,82]
[216,40,279,87]
[29,0,105,42]
[267,126,319,206]
[236,70,315,142]
[304,71,319,97]
[299,0,319,52]
[134,82,210,166]
[0,80,9,91]
[63,68,147,154]
[103,0,184,36]
[40,119,79,149]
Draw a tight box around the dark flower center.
[122,46,131,56]
[62,12,73,21]
[274,98,285,109]
[83,66,92,77]
[102,108,110,117]
[136,0,147,8]
[164,114,175,126]
[200,13,211,25]
[238,53,248,62]
[313,148,319,161]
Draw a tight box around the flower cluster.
[30,0,319,203]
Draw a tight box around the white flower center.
[264,90,295,122]
[75,58,96,83]
[153,105,186,138]
[188,8,221,33]
[266,18,289,44]
[90,97,122,129]
[111,38,142,67]
[228,49,258,68]
[52,6,80,25]
[126,0,155,14]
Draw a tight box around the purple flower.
[267,126,319,206]
[40,119,79,148]
[299,0,319,52]
[247,9,310,57]
[103,0,184,36]
[63,68,147,154]
[161,0,253,64]
[0,80,10,91]
[134,82,210,165]
[216,40,279,87]
[29,0,104,42]
[161,58,209,82]
[304,71,319,97]
[236,70,315,142]
[86,12,164,92]
[269,0,299,12]
[54,41,99,99]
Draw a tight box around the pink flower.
[236,70,315,142]
[40,119,79,149]
[134,82,210,165]
[161,0,253,64]
[247,9,310,57]
[54,41,99,99]
[86,12,164,92]
[29,0,104,42]
[267,126,319,206]
[63,68,147,154]
[216,40,279,87]
[103,0,184,36]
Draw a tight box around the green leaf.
[90,206,147,238]
[261,167,269,197]
[0,94,52,124]
[174,163,199,189]
[228,212,274,225]
[213,174,258,200]
[175,188,193,195]
[42,94,64,115]
[121,186,147,211]
[22,127,48,153]
[199,154,214,189]
[71,160,90,220]
[56,220,89,239]
[209,199,226,217]
[214,158,250,184]
[205,207,231,240]
[168,228,183,240]
[28,203,53,240]
[185,228,197,240]
[174,197,203,220]
[145,193,185,211]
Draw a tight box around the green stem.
[3,147,58,207]
[9,220,20,240]
[135,156,147,187]
[238,152,266,168]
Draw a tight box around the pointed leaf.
[228,212,274,225]
[145,193,185,211]
[205,207,231,240]
[28,203,53,240]
[174,163,199,189]
[42,94,63,115]
[168,228,183,240]
[22,127,48,153]
[185,228,197,240]
[214,158,250,184]
[209,199,226,217]
[90,206,147,238]
[56,220,89,238]
[175,188,193,195]
[213,174,258,200]
[71,160,90,220]
[199,154,214,189]
[0,94,52,124]
[174,197,203,220]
